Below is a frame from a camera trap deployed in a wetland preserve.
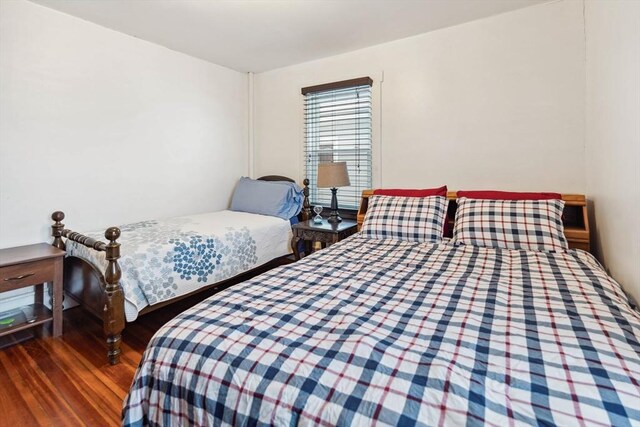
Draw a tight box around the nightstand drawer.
[0,259,55,292]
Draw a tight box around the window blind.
[303,77,373,210]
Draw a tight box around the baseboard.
[0,287,78,313]
[0,288,34,313]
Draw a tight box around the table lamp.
[317,161,351,223]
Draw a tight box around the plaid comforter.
[122,235,640,426]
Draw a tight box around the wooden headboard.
[357,190,590,252]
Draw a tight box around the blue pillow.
[230,177,303,220]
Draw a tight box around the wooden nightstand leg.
[52,257,63,337]
[291,236,302,260]
[34,284,44,305]
[34,284,45,338]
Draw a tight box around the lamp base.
[327,213,342,224]
[328,187,342,224]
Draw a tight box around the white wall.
[585,0,640,303]
[254,0,586,193]
[2,0,637,307]
[0,1,248,309]
[0,0,249,245]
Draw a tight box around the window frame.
[302,77,375,212]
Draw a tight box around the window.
[303,77,373,210]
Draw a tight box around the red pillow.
[374,186,447,197]
[456,190,562,200]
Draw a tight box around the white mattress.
[65,210,292,321]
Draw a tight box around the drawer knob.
[4,273,35,281]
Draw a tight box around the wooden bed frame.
[357,190,591,251]
[51,176,311,365]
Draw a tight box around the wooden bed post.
[50,211,126,365]
[301,178,311,221]
[103,227,124,365]
[51,211,66,251]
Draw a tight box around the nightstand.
[0,243,65,338]
[291,219,358,260]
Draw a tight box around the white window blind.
[303,77,373,210]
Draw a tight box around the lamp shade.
[317,162,351,188]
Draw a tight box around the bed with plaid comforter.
[122,235,640,426]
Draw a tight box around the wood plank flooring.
[0,293,210,427]
[0,258,292,426]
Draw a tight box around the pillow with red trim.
[374,186,447,197]
[372,186,449,235]
[362,195,448,243]
[452,198,568,252]
[456,190,561,200]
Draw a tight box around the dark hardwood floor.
[0,293,213,426]
[0,258,292,426]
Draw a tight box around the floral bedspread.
[65,210,292,321]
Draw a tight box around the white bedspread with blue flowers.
[65,210,292,321]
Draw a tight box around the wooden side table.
[291,219,358,260]
[0,243,65,338]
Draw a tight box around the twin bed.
[52,186,640,426]
[51,176,310,365]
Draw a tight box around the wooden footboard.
[51,211,125,365]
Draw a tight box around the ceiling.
[32,0,550,73]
